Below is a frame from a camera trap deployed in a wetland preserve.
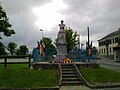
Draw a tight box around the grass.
[80,67,120,84]
[0,64,59,88]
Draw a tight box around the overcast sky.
[1,0,120,50]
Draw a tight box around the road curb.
[89,83,120,89]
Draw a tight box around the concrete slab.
[60,86,90,90]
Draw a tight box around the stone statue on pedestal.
[55,20,68,62]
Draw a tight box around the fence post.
[29,56,31,69]
[4,57,7,68]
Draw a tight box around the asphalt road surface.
[97,56,120,72]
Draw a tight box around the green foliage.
[0,42,6,55]
[65,27,78,52]
[15,48,20,55]
[0,3,15,39]
[80,67,120,84]
[42,37,52,48]
[55,27,78,52]
[16,45,29,55]
[43,37,57,55]
[7,42,17,55]
[19,45,29,55]
[0,64,59,88]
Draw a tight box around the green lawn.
[80,67,120,84]
[0,64,59,88]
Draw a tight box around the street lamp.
[40,29,43,40]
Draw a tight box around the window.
[99,41,104,46]
[115,37,118,43]
[109,39,111,44]
[113,38,114,44]
[99,49,101,54]
[101,42,103,46]
[99,42,101,46]
[103,41,105,46]
[104,48,105,54]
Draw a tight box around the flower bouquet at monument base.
[53,58,73,64]
[63,58,72,63]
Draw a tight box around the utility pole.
[87,27,90,48]
[87,27,90,62]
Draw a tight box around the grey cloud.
[1,0,52,50]
[62,0,120,46]
[1,0,52,14]
[1,0,120,50]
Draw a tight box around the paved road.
[97,56,120,72]
[60,86,90,90]
[93,88,120,90]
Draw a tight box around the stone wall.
[32,63,59,70]
[76,63,100,68]
[32,63,100,70]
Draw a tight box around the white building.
[98,28,120,55]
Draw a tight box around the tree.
[65,27,78,52]
[19,45,29,55]
[7,42,17,55]
[42,37,57,55]
[42,37,54,48]
[55,27,78,52]
[0,42,6,55]
[15,48,20,55]
[0,3,15,39]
